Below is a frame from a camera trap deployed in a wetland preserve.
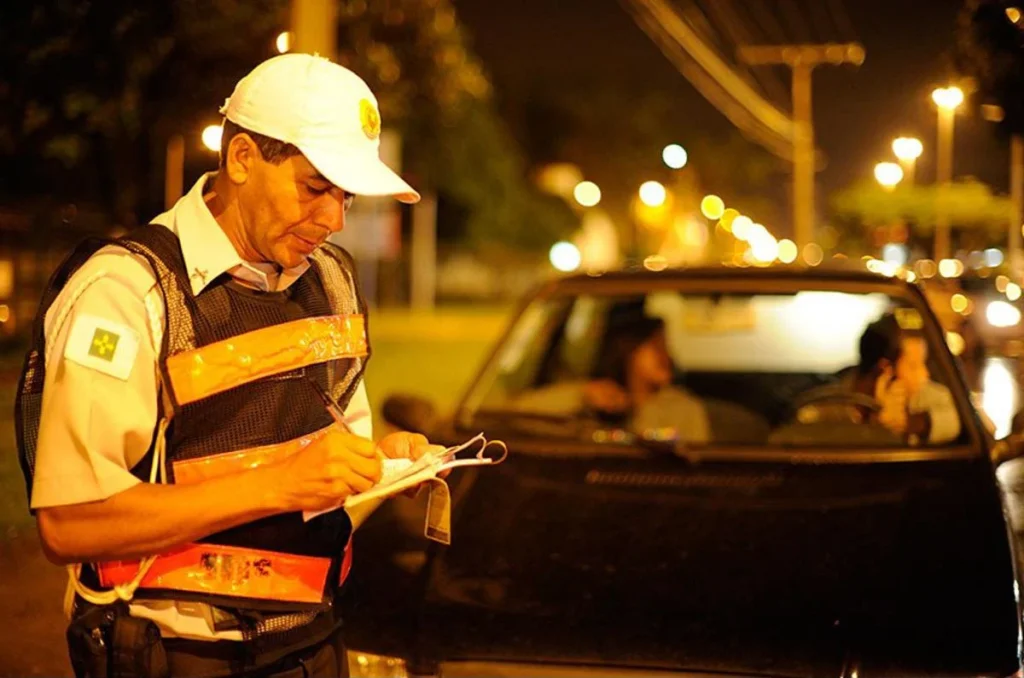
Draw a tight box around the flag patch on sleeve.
[64,314,140,380]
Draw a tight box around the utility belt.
[66,595,344,678]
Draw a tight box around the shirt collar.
[150,172,311,296]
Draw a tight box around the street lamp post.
[932,86,964,261]
[874,162,904,191]
[892,136,923,185]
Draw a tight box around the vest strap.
[96,540,354,605]
[171,425,334,485]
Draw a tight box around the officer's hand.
[276,428,382,512]
[377,431,449,498]
[377,432,444,461]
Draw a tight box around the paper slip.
[425,479,451,545]
[303,433,507,522]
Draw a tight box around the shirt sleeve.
[31,250,162,509]
[911,381,961,445]
[345,380,373,440]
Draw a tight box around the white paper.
[302,434,506,522]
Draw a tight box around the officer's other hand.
[276,428,382,511]
[377,431,449,498]
[377,431,443,461]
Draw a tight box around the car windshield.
[462,282,970,449]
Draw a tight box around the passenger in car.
[854,314,961,444]
[513,316,711,443]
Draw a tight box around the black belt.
[161,605,343,677]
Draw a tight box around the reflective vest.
[16,224,368,613]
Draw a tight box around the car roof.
[551,262,916,290]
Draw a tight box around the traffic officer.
[16,53,436,677]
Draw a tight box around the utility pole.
[1012,135,1024,282]
[739,43,865,251]
[290,0,337,58]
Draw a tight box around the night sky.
[455,0,1009,228]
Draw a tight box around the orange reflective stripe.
[97,543,331,604]
[166,315,367,406]
[172,425,334,485]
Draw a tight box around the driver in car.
[512,315,711,443]
[850,314,961,445]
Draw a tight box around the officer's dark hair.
[593,315,666,388]
[858,312,923,376]
[219,119,302,168]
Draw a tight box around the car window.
[466,284,968,450]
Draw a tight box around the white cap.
[220,53,420,204]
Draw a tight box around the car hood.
[343,448,1020,678]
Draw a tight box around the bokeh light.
[802,243,824,266]
[662,144,688,169]
[573,181,602,207]
[700,194,725,220]
[276,31,292,54]
[201,125,223,152]
[639,181,667,207]
[777,239,798,264]
[938,258,964,278]
[549,241,581,272]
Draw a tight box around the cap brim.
[303,146,420,204]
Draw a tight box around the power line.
[742,0,792,46]
[825,0,859,43]
[696,0,791,108]
[776,0,814,43]
[802,0,840,42]
[619,0,797,160]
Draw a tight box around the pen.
[309,379,384,461]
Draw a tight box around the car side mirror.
[381,393,438,436]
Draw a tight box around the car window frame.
[455,273,987,459]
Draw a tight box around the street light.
[932,86,964,261]
[932,86,965,111]
[201,125,223,153]
[276,31,292,54]
[874,162,904,190]
[662,144,688,169]
[892,137,923,185]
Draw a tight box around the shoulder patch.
[64,314,140,380]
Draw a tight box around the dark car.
[342,266,1024,678]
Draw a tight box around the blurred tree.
[335,0,576,251]
[831,178,1013,246]
[0,1,284,227]
[0,0,571,251]
[495,80,786,246]
[956,0,1024,138]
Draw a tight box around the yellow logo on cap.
[359,99,381,140]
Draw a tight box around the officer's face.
[240,153,352,269]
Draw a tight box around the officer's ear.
[224,133,259,185]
